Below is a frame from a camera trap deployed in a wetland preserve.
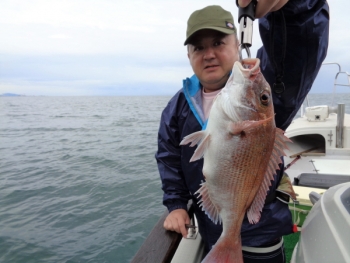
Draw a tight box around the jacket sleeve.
[257,0,329,130]
[155,94,191,213]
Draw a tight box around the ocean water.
[0,96,168,263]
[0,94,349,263]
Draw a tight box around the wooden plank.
[301,152,325,156]
[131,204,194,263]
[289,146,320,158]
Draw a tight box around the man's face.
[187,29,239,92]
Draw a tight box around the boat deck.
[284,111,350,183]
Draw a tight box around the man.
[156,1,329,262]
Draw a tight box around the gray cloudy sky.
[1,0,350,96]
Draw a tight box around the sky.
[1,0,350,96]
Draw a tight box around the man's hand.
[238,0,289,18]
[163,209,190,238]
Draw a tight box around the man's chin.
[202,75,229,86]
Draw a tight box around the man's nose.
[203,47,215,59]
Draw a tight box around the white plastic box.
[304,105,329,121]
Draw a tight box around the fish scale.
[180,58,291,262]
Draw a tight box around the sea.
[0,94,349,263]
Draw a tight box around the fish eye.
[260,91,270,106]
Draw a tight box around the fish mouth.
[237,59,261,77]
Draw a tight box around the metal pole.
[336,103,345,148]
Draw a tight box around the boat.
[290,182,350,263]
[131,63,350,263]
[284,62,350,189]
[283,62,350,232]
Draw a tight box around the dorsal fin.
[247,128,291,224]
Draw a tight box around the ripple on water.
[0,96,171,262]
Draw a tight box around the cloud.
[0,53,191,96]
[49,34,70,39]
[0,0,349,96]
[0,0,239,55]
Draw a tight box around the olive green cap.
[184,5,236,45]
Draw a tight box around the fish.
[180,58,291,263]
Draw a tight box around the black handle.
[237,0,256,22]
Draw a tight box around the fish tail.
[202,236,243,263]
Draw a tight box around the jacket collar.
[183,75,207,129]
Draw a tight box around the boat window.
[290,134,325,156]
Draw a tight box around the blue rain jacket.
[155,0,329,250]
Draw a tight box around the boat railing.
[131,202,196,263]
[302,62,350,111]
[321,62,350,106]
[301,62,349,148]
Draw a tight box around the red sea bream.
[180,58,291,263]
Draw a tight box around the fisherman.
[156,1,329,262]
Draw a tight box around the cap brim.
[184,26,235,45]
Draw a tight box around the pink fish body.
[180,58,290,263]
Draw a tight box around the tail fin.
[202,236,243,263]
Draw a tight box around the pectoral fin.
[180,131,210,162]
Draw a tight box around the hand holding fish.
[163,209,190,238]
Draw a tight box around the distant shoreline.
[0,93,26,97]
